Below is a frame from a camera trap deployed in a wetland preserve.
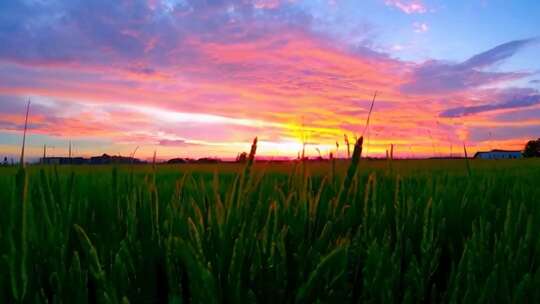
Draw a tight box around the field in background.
[1,157,540,303]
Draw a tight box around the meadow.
[1,140,540,303]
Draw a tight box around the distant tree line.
[524,138,540,157]
[2,157,14,166]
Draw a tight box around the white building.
[474,149,522,159]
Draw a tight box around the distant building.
[40,154,143,165]
[474,150,523,159]
[41,157,87,165]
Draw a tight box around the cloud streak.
[440,92,540,118]
[401,38,538,94]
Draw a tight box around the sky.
[1,0,539,160]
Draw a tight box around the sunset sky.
[1,0,539,160]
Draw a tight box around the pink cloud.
[385,0,427,14]
[413,22,429,33]
[253,0,285,9]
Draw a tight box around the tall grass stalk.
[362,91,377,137]
[463,143,472,176]
[19,100,30,167]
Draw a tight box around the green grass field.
[2,146,540,303]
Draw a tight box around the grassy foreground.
[2,143,540,303]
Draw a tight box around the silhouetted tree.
[236,152,247,163]
[2,157,7,166]
[167,158,186,164]
[523,138,540,157]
